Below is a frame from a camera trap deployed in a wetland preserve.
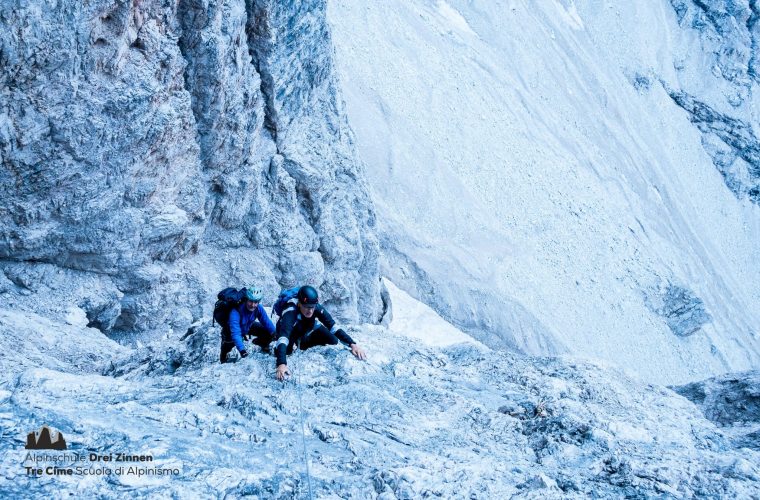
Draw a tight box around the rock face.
[328,0,760,384]
[0,0,382,339]
[667,0,760,204]
[1,304,759,497]
[646,283,713,337]
[1,0,206,273]
[674,370,760,450]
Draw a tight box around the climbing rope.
[291,351,314,500]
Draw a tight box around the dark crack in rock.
[667,89,760,204]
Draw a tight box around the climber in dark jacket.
[220,287,276,363]
[274,285,366,380]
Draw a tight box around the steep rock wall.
[328,0,760,384]
[0,0,382,339]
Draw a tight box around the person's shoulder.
[316,304,331,315]
[281,306,298,319]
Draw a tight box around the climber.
[220,287,276,363]
[274,285,366,380]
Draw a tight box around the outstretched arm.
[316,306,354,346]
[333,328,355,346]
[332,326,366,361]
[317,307,366,360]
[274,335,289,367]
[274,311,296,378]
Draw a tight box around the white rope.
[292,351,314,500]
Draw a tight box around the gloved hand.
[239,350,249,358]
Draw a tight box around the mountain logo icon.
[25,426,67,450]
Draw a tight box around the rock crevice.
[667,87,760,203]
[0,0,382,337]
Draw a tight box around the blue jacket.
[228,303,276,353]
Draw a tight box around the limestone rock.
[0,0,382,339]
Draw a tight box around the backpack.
[212,287,248,327]
[271,286,301,317]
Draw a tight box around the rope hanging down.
[292,352,314,500]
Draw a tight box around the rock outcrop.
[2,304,758,497]
[645,283,713,337]
[667,0,760,204]
[0,0,382,339]
[674,370,760,450]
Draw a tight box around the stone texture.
[245,0,382,322]
[675,370,760,426]
[1,310,759,497]
[667,0,760,204]
[0,0,205,273]
[0,0,383,338]
[674,370,760,450]
[645,283,713,337]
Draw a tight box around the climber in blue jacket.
[220,287,276,363]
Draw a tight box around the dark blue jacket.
[228,303,275,353]
[274,304,354,366]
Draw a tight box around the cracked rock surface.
[674,370,760,451]
[0,306,758,497]
[0,0,382,341]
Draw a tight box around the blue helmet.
[245,287,263,302]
